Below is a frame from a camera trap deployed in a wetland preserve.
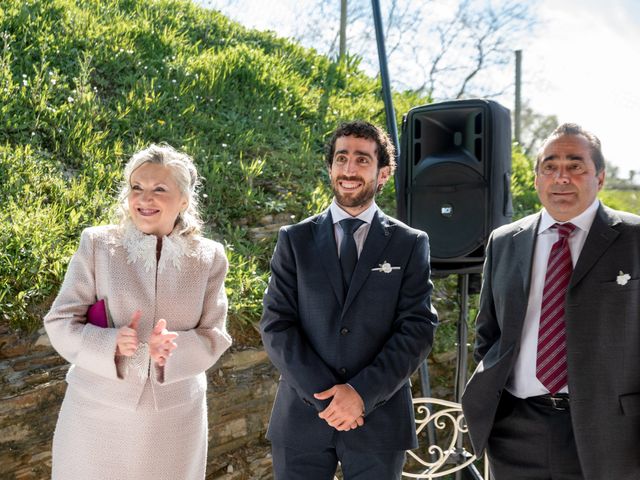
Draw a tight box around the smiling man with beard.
[260,120,438,480]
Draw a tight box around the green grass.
[0,0,422,333]
[600,189,640,214]
[1,0,637,342]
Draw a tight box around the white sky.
[201,0,640,180]
[520,0,640,180]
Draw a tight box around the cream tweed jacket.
[44,223,232,411]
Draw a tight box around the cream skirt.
[51,381,207,480]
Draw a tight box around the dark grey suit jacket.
[462,204,640,479]
[260,208,437,452]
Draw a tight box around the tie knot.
[553,222,576,239]
[340,218,364,236]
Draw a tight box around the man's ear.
[377,166,390,186]
[597,170,605,190]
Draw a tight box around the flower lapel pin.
[616,271,631,286]
[371,261,400,273]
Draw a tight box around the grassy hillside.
[2,0,638,341]
[0,0,427,334]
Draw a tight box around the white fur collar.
[115,221,191,273]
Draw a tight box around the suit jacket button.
[340,327,349,335]
[340,367,347,374]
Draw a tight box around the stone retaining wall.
[0,326,279,480]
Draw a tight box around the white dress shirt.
[507,198,601,398]
[330,199,378,257]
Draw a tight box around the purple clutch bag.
[87,299,109,328]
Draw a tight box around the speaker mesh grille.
[410,162,486,259]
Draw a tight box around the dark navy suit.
[261,207,437,466]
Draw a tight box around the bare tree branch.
[211,0,538,101]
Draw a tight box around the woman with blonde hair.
[44,144,231,479]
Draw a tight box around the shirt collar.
[539,198,600,235]
[330,199,377,225]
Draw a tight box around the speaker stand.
[454,273,470,403]
[453,273,484,480]
[417,273,486,479]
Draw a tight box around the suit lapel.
[313,209,345,304]
[570,205,620,288]
[512,213,540,299]
[499,213,541,345]
[343,210,394,313]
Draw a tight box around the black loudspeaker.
[396,99,513,275]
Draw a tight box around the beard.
[331,175,378,210]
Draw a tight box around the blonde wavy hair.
[117,143,203,236]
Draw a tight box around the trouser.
[271,435,406,480]
[487,391,583,480]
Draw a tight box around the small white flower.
[371,261,400,274]
[67,96,74,103]
[616,271,631,286]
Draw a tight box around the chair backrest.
[402,397,490,479]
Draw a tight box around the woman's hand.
[116,310,141,357]
[149,318,178,366]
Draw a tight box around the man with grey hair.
[462,122,640,479]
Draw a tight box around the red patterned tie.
[536,222,576,394]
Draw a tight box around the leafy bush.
[510,145,540,218]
